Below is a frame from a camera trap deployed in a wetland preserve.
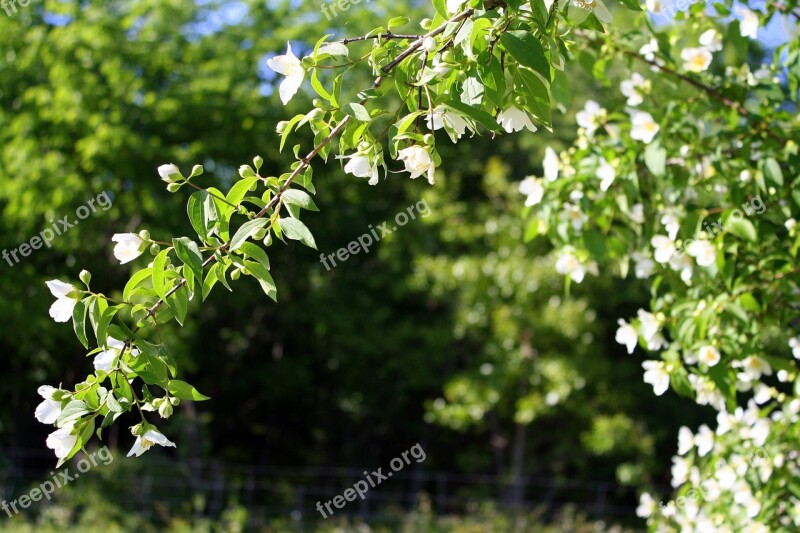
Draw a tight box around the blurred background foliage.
[0,0,711,530]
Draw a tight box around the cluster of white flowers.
[554,247,598,284]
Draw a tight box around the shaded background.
[0,0,710,530]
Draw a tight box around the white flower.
[112,233,145,264]
[645,0,664,14]
[337,153,380,185]
[428,106,470,139]
[786,218,797,231]
[669,252,694,284]
[630,111,660,144]
[753,383,773,405]
[421,37,437,53]
[639,38,659,62]
[733,356,772,382]
[446,0,467,12]
[35,385,63,425]
[266,43,306,105]
[572,0,612,23]
[697,345,721,366]
[630,203,645,224]
[677,426,694,455]
[671,455,689,487]
[699,29,723,52]
[695,424,714,456]
[127,428,177,457]
[555,249,587,283]
[637,309,661,345]
[94,337,139,373]
[643,360,670,396]
[519,177,544,206]
[157,164,181,183]
[46,280,79,323]
[681,47,713,73]
[46,423,78,459]
[576,100,606,137]
[616,319,638,354]
[750,419,770,447]
[736,7,759,39]
[686,240,716,267]
[660,212,681,241]
[620,72,648,106]
[597,159,616,191]
[543,147,559,181]
[790,337,800,359]
[651,235,676,264]
[398,145,436,185]
[562,203,588,231]
[497,106,537,133]
[632,252,656,279]
[636,492,657,518]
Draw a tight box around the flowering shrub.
[37,0,799,529]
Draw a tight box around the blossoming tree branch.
[37,0,800,528]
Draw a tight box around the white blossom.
[632,251,656,279]
[555,249,589,283]
[597,159,616,191]
[398,145,436,185]
[699,29,723,52]
[266,43,306,105]
[157,164,181,183]
[651,235,676,264]
[630,203,645,224]
[697,345,721,367]
[576,100,606,137]
[128,428,177,457]
[616,319,638,354]
[497,106,537,133]
[790,337,800,359]
[337,153,380,185]
[660,211,681,241]
[428,106,470,138]
[686,239,716,267]
[518,177,544,206]
[733,355,772,382]
[543,147,559,181]
[677,426,694,455]
[695,424,714,456]
[639,38,659,62]
[620,72,649,106]
[112,233,145,264]
[630,111,660,144]
[94,337,139,373]
[446,0,467,13]
[736,6,760,39]
[46,423,78,459]
[636,492,657,518]
[45,280,79,323]
[681,47,713,73]
[643,360,670,396]
[35,385,63,425]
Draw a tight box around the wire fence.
[0,446,645,527]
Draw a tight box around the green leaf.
[763,157,783,186]
[226,177,258,208]
[445,100,502,132]
[644,142,666,176]
[123,267,153,301]
[172,237,204,293]
[169,285,189,326]
[230,218,270,252]
[500,31,550,81]
[72,299,89,349]
[57,400,89,426]
[96,307,119,348]
[238,242,270,271]
[245,259,277,302]
[187,190,210,242]
[311,69,332,101]
[279,217,317,249]
[282,189,319,211]
[105,392,124,414]
[152,248,171,302]
[343,103,372,122]
[517,68,552,128]
[726,218,758,243]
[168,379,211,401]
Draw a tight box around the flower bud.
[138,229,151,242]
[79,269,92,287]
[253,155,264,171]
[263,233,273,247]
[276,121,289,134]
[158,400,174,419]
[422,37,437,53]
[253,228,268,241]
[231,269,241,281]
[420,18,432,30]
[307,108,325,122]
[150,243,161,255]
[358,141,372,153]
[167,183,182,193]
[239,165,256,178]
[423,133,435,145]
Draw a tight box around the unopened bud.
[79,269,92,287]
